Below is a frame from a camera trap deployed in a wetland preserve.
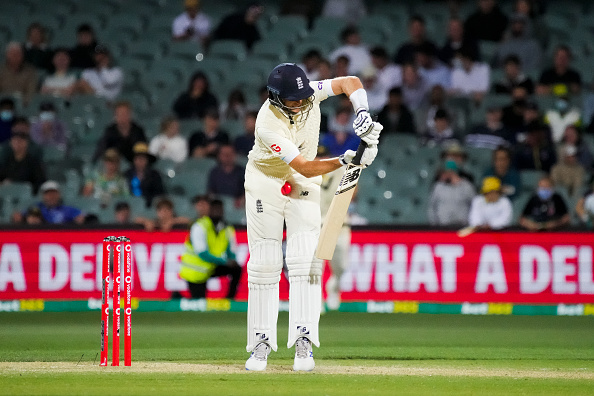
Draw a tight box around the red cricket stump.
[100,237,111,366]
[112,237,122,366]
[123,237,132,366]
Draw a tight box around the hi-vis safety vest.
[179,217,235,283]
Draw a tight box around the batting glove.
[339,145,378,168]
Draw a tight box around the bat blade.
[315,163,363,260]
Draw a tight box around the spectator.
[558,125,592,170]
[135,196,190,232]
[191,194,210,219]
[82,148,130,207]
[22,23,52,72]
[536,45,581,96]
[22,180,84,224]
[450,46,490,104]
[513,0,546,43]
[544,96,581,143]
[514,124,556,172]
[468,177,513,230]
[211,3,263,50]
[179,198,241,299]
[360,66,387,112]
[173,71,218,120]
[439,17,480,67]
[30,102,69,152]
[483,146,521,200]
[321,107,359,155]
[401,63,430,111]
[377,87,416,134]
[464,0,508,42]
[0,97,15,143]
[394,15,438,66]
[465,106,513,149]
[321,0,366,25]
[0,42,38,106]
[113,201,132,225]
[415,43,451,90]
[550,144,585,198]
[79,45,123,102]
[125,142,165,207]
[493,54,535,94]
[23,206,44,225]
[94,101,147,163]
[188,109,230,158]
[502,85,529,131]
[416,85,458,137]
[575,180,594,227]
[234,110,257,156]
[219,89,247,122]
[69,24,98,70]
[517,100,543,135]
[40,48,79,98]
[440,143,474,184]
[370,46,402,93]
[297,49,322,81]
[207,144,245,207]
[317,58,333,80]
[520,176,570,231]
[172,0,211,46]
[428,159,475,226]
[0,123,46,194]
[421,108,458,147]
[333,55,350,78]
[329,26,372,75]
[148,115,188,163]
[494,13,542,72]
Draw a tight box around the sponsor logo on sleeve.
[270,144,281,153]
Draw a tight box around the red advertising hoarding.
[1,229,593,303]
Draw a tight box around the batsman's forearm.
[290,156,343,178]
[330,76,364,97]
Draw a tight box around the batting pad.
[285,232,323,277]
[287,274,322,348]
[247,282,280,352]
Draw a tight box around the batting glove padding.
[339,145,378,168]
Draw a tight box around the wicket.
[100,236,132,366]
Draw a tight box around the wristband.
[349,88,369,114]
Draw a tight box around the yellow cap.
[481,177,501,194]
[185,0,199,8]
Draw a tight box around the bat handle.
[352,140,368,166]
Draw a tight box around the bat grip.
[352,140,368,166]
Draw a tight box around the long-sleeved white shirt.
[468,195,513,229]
[149,134,188,163]
[81,66,123,101]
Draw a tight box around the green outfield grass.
[1,311,594,395]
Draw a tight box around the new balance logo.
[297,326,309,335]
[299,191,309,197]
[296,77,303,89]
[256,332,269,341]
[256,200,263,213]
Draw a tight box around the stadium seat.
[168,40,205,60]
[127,38,167,62]
[169,194,194,219]
[0,182,33,203]
[219,196,246,225]
[520,170,545,193]
[291,42,331,61]
[209,39,247,61]
[43,147,67,163]
[105,13,145,36]
[268,15,308,41]
[251,40,289,62]
[168,171,208,198]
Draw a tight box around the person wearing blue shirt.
[33,181,85,224]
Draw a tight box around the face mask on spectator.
[39,111,55,122]
[0,110,13,121]
[537,187,553,201]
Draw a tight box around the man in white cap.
[13,180,86,224]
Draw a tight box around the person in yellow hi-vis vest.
[180,199,242,299]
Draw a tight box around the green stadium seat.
[127,38,167,62]
[0,182,33,202]
[168,171,208,198]
[219,196,246,225]
[519,170,546,193]
[43,146,67,163]
[168,40,205,60]
[209,39,247,61]
[105,13,145,36]
[291,42,331,61]
[169,194,194,219]
[69,143,98,163]
[268,15,308,41]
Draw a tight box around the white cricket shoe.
[245,342,270,371]
[293,337,315,371]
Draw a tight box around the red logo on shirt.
[270,144,281,153]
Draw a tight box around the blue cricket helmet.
[267,63,315,121]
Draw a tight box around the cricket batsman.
[244,63,383,371]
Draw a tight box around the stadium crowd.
[1,0,594,229]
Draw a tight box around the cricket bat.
[315,140,368,260]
